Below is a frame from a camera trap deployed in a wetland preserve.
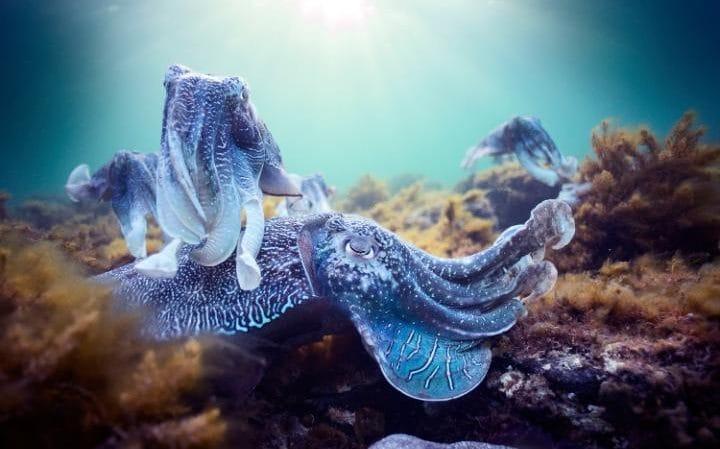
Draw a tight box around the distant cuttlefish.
[275,173,335,217]
[462,116,578,187]
[66,65,301,290]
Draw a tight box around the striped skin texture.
[99,217,315,340]
[304,201,572,400]
[309,215,527,401]
[100,200,573,401]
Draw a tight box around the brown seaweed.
[552,113,720,272]
[337,174,390,213]
[0,233,226,449]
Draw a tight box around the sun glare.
[297,0,375,31]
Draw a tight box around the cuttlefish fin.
[65,164,93,202]
[135,238,182,278]
[349,307,492,401]
[259,165,302,197]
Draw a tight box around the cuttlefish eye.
[345,236,376,259]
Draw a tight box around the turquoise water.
[2,0,719,198]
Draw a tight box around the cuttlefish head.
[296,200,573,400]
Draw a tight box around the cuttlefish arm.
[98,218,317,339]
[408,199,573,284]
[298,200,573,400]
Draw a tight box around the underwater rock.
[487,254,720,448]
[462,116,577,187]
[236,255,720,449]
[0,191,9,220]
[457,163,561,229]
[66,65,301,289]
[369,434,515,449]
[550,112,720,272]
[276,173,335,216]
[99,200,574,401]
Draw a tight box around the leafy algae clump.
[0,233,226,449]
[337,174,389,213]
[345,182,495,257]
[552,112,720,272]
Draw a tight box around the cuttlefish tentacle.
[408,199,573,283]
[235,198,264,290]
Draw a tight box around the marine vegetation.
[493,255,720,448]
[461,116,578,187]
[337,174,390,213]
[102,200,574,401]
[0,191,9,220]
[0,198,162,273]
[551,112,720,271]
[0,231,226,449]
[14,196,83,229]
[359,183,495,257]
[66,65,301,288]
[546,255,720,321]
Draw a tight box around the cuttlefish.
[461,116,578,187]
[275,173,335,217]
[66,65,301,289]
[99,199,574,401]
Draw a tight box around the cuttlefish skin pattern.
[101,217,314,337]
[100,199,574,401]
[462,116,578,186]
